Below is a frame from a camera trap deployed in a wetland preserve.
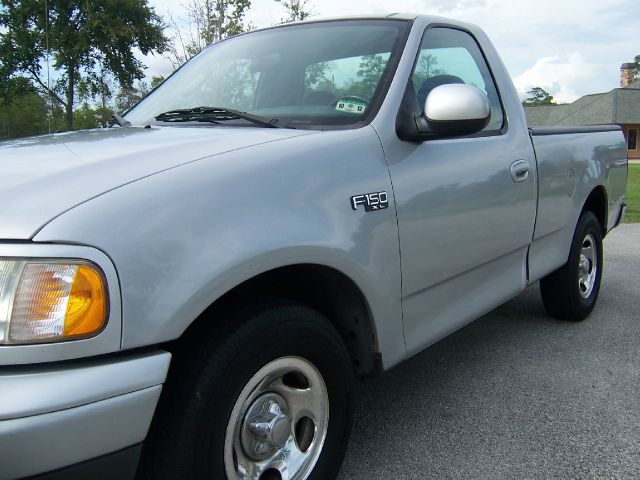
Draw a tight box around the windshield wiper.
[154,106,294,129]
[108,113,131,128]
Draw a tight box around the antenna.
[45,0,51,133]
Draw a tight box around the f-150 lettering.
[351,191,389,211]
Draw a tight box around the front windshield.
[125,20,410,128]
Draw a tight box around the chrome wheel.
[224,356,329,480]
[578,233,597,299]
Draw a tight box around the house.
[524,63,640,160]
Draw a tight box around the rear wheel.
[540,211,603,321]
[141,302,353,480]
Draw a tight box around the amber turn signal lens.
[8,262,107,343]
[63,265,105,336]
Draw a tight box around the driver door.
[387,27,537,356]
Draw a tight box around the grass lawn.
[624,164,640,223]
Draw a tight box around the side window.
[628,128,638,151]
[411,28,504,132]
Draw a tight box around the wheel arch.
[172,263,382,379]
[581,185,608,237]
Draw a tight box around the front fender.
[34,126,406,368]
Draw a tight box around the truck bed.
[527,124,627,282]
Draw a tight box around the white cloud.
[513,54,601,104]
[140,51,175,79]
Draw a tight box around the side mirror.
[417,84,491,137]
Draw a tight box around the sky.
[145,0,640,103]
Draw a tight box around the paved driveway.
[339,224,639,479]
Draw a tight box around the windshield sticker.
[335,99,367,115]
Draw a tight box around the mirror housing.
[416,83,491,137]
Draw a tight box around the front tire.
[540,211,603,321]
[141,302,353,480]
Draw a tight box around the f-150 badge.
[351,192,389,211]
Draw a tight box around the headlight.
[0,260,107,344]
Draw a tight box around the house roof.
[524,80,640,126]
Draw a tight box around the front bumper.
[0,350,171,479]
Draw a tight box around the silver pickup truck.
[0,14,627,480]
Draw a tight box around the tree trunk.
[65,66,75,130]
[216,0,224,41]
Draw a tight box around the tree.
[0,77,50,139]
[198,0,251,42]
[115,82,145,112]
[634,55,640,79]
[150,75,165,90]
[412,53,443,89]
[0,0,167,130]
[305,62,331,90]
[73,102,100,130]
[276,0,315,23]
[352,54,387,98]
[523,87,556,106]
[165,0,252,68]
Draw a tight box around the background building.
[525,63,639,160]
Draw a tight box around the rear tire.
[140,301,353,480]
[540,211,603,321]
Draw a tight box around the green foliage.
[624,164,640,223]
[94,106,115,128]
[73,102,100,130]
[355,55,387,95]
[305,62,331,89]
[115,81,148,113]
[187,0,251,45]
[0,77,49,139]
[0,76,36,99]
[634,55,640,79]
[0,0,167,129]
[276,0,315,23]
[150,76,165,90]
[304,53,390,101]
[523,87,556,106]
[0,77,156,139]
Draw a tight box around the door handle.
[510,160,530,183]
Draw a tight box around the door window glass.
[412,28,504,132]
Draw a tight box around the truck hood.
[0,126,312,239]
